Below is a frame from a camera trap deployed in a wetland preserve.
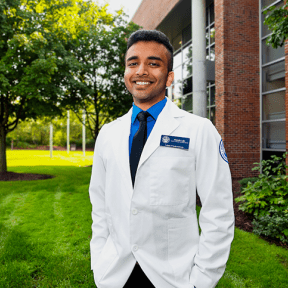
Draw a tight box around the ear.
[166,71,174,87]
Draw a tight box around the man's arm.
[89,125,109,271]
[190,119,235,288]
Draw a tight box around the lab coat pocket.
[149,156,193,205]
[168,215,199,281]
[93,235,118,283]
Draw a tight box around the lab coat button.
[133,245,138,252]
[132,208,138,215]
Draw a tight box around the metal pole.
[67,110,70,153]
[83,110,86,157]
[192,0,207,117]
[50,123,53,158]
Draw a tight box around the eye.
[149,62,159,67]
[128,62,137,67]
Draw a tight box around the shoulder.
[97,109,132,140]
[167,98,209,125]
[169,101,211,129]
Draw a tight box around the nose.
[136,63,148,76]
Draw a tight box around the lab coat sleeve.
[89,124,109,271]
[190,119,235,288]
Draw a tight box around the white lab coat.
[89,97,235,288]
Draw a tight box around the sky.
[98,0,142,21]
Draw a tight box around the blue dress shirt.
[129,97,167,156]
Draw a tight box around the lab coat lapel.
[137,98,182,169]
[112,108,133,194]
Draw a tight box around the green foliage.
[1,0,141,172]
[0,0,113,171]
[71,138,95,149]
[6,111,94,148]
[14,141,37,149]
[6,117,49,146]
[53,130,66,147]
[235,153,288,217]
[238,177,259,192]
[252,206,288,243]
[236,153,288,244]
[263,3,288,48]
[68,11,141,139]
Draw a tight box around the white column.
[192,0,207,117]
[50,123,53,158]
[67,110,70,153]
[82,110,86,157]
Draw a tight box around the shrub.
[235,153,288,218]
[252,206,288,243]
[54,130,66,147]
[6,136,12,146]
[235,153,288,244]
[86,138,95,149]
[238,177,258,192]
[14,141,37,149]
[70,138,95,149]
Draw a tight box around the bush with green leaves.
[71,139,95,149]
[14,141,37,149]
[235,153,288,217]
[235,153,288,243]
[238,177,258,192]
[252,206,288,243]
[6,112,94,148]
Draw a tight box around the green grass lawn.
[0,150,288,287]
[6,149,94,168]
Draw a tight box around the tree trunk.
[94,126,98,141]
[0,124,7,173]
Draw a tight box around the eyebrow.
[126,56,138,62]
[148,56,163,62]
[126,56,164,62]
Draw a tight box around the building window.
[206,1,215,123]
[171,25,192,112]
[261,0,286,160]
[170,1,215,124]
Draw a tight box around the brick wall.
[132,0,180,30]
[215,0,260,179]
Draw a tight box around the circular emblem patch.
[219,139,228,163]
[162,136,170,144]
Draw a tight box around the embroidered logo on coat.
[162,136,170,144]
[219,139,228,163]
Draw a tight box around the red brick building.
[132,0,286,180]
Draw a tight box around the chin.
[135,97,159,105]
[133,93,152,102]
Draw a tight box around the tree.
[263,3,288,48]
[0,0,110,172]
[66,11,140,140]
[1,0,56,172]
[6,111,94,148]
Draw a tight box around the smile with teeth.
[135,81,151,85]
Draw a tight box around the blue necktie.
[130,111,150,187]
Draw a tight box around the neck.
[133,95,165,111]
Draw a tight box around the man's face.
[124,41,174,108]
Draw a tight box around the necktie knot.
[137,111,150,122]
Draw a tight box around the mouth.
[134,81,153,86]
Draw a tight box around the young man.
[89,30,235,288]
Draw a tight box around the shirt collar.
[131,97,167,124]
